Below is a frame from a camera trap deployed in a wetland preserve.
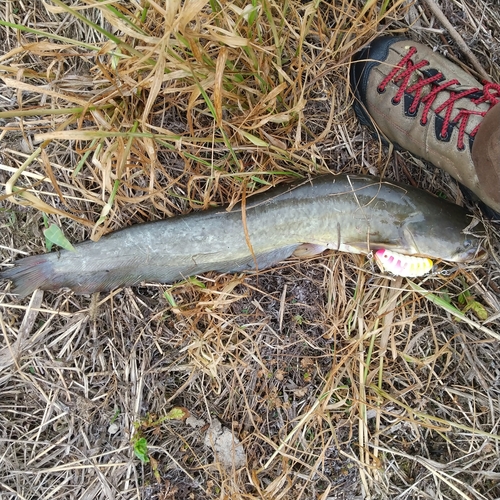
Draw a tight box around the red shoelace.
[377,47,500,150]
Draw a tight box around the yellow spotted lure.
[0,175,484,297]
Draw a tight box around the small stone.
[108,423,120,435]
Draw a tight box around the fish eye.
[463,239,472,248]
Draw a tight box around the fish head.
[401,212,486,262]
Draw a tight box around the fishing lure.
[374,249,433,277]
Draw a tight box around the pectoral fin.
[293,243,328,258]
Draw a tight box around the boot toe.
[350,36,407,127]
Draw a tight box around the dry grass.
[1,0,500,499]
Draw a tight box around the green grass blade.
[407,280,500,341]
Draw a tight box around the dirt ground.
[1,1,500,499]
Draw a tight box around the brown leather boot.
[472,102,500,215]
[350,36,500,216]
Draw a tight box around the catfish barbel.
[0,174,484,297]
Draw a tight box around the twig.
[420,0,490,81]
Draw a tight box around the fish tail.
[0,254,56,298]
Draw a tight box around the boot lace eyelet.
[391,97,400,105]
[377,86,386,94]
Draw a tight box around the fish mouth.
[465,247,487,261]
[451,245,488,263]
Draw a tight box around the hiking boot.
[350,36,500,216]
